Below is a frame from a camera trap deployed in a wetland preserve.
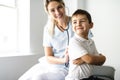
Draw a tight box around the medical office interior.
[0,0,120,80]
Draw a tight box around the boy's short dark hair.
[72,9,92,23]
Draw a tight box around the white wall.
[30,0,47,56]
[0,55,40,80]
[86,0,120,80]
[64,0,77,16]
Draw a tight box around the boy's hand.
[73,58,84,65]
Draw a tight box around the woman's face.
[47,1,66,21]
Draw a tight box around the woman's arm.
[44,47,69,64]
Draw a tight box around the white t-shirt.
[66,34,99,80]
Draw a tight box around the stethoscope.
[58,20,70,67]
[65,23,70,46]
[64,21,70,67]
[59,19,70,46]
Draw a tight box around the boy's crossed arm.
[73,53,106,65]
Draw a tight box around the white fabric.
[65,34,99,80]
[18,58,68,80]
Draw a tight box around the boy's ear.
[90,22,93,29]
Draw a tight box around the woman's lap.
[18,63,43,80]
[32,71,66,80]
[18,63,68,80]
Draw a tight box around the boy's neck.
[77,34,89,40]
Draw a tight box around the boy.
[65,9,106,80]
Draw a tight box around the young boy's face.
[72,14,93,38]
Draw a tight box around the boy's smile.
[72,14,93,39]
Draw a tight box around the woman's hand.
[64,48,69,63]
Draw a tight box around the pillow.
[93,66,115,80]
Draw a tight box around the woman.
[38,0,74,79]
[19,0,73,80]
[18,0,93,80]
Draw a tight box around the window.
[0,0,16,8]
[0,6,17,52]
[0,0,30,56]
